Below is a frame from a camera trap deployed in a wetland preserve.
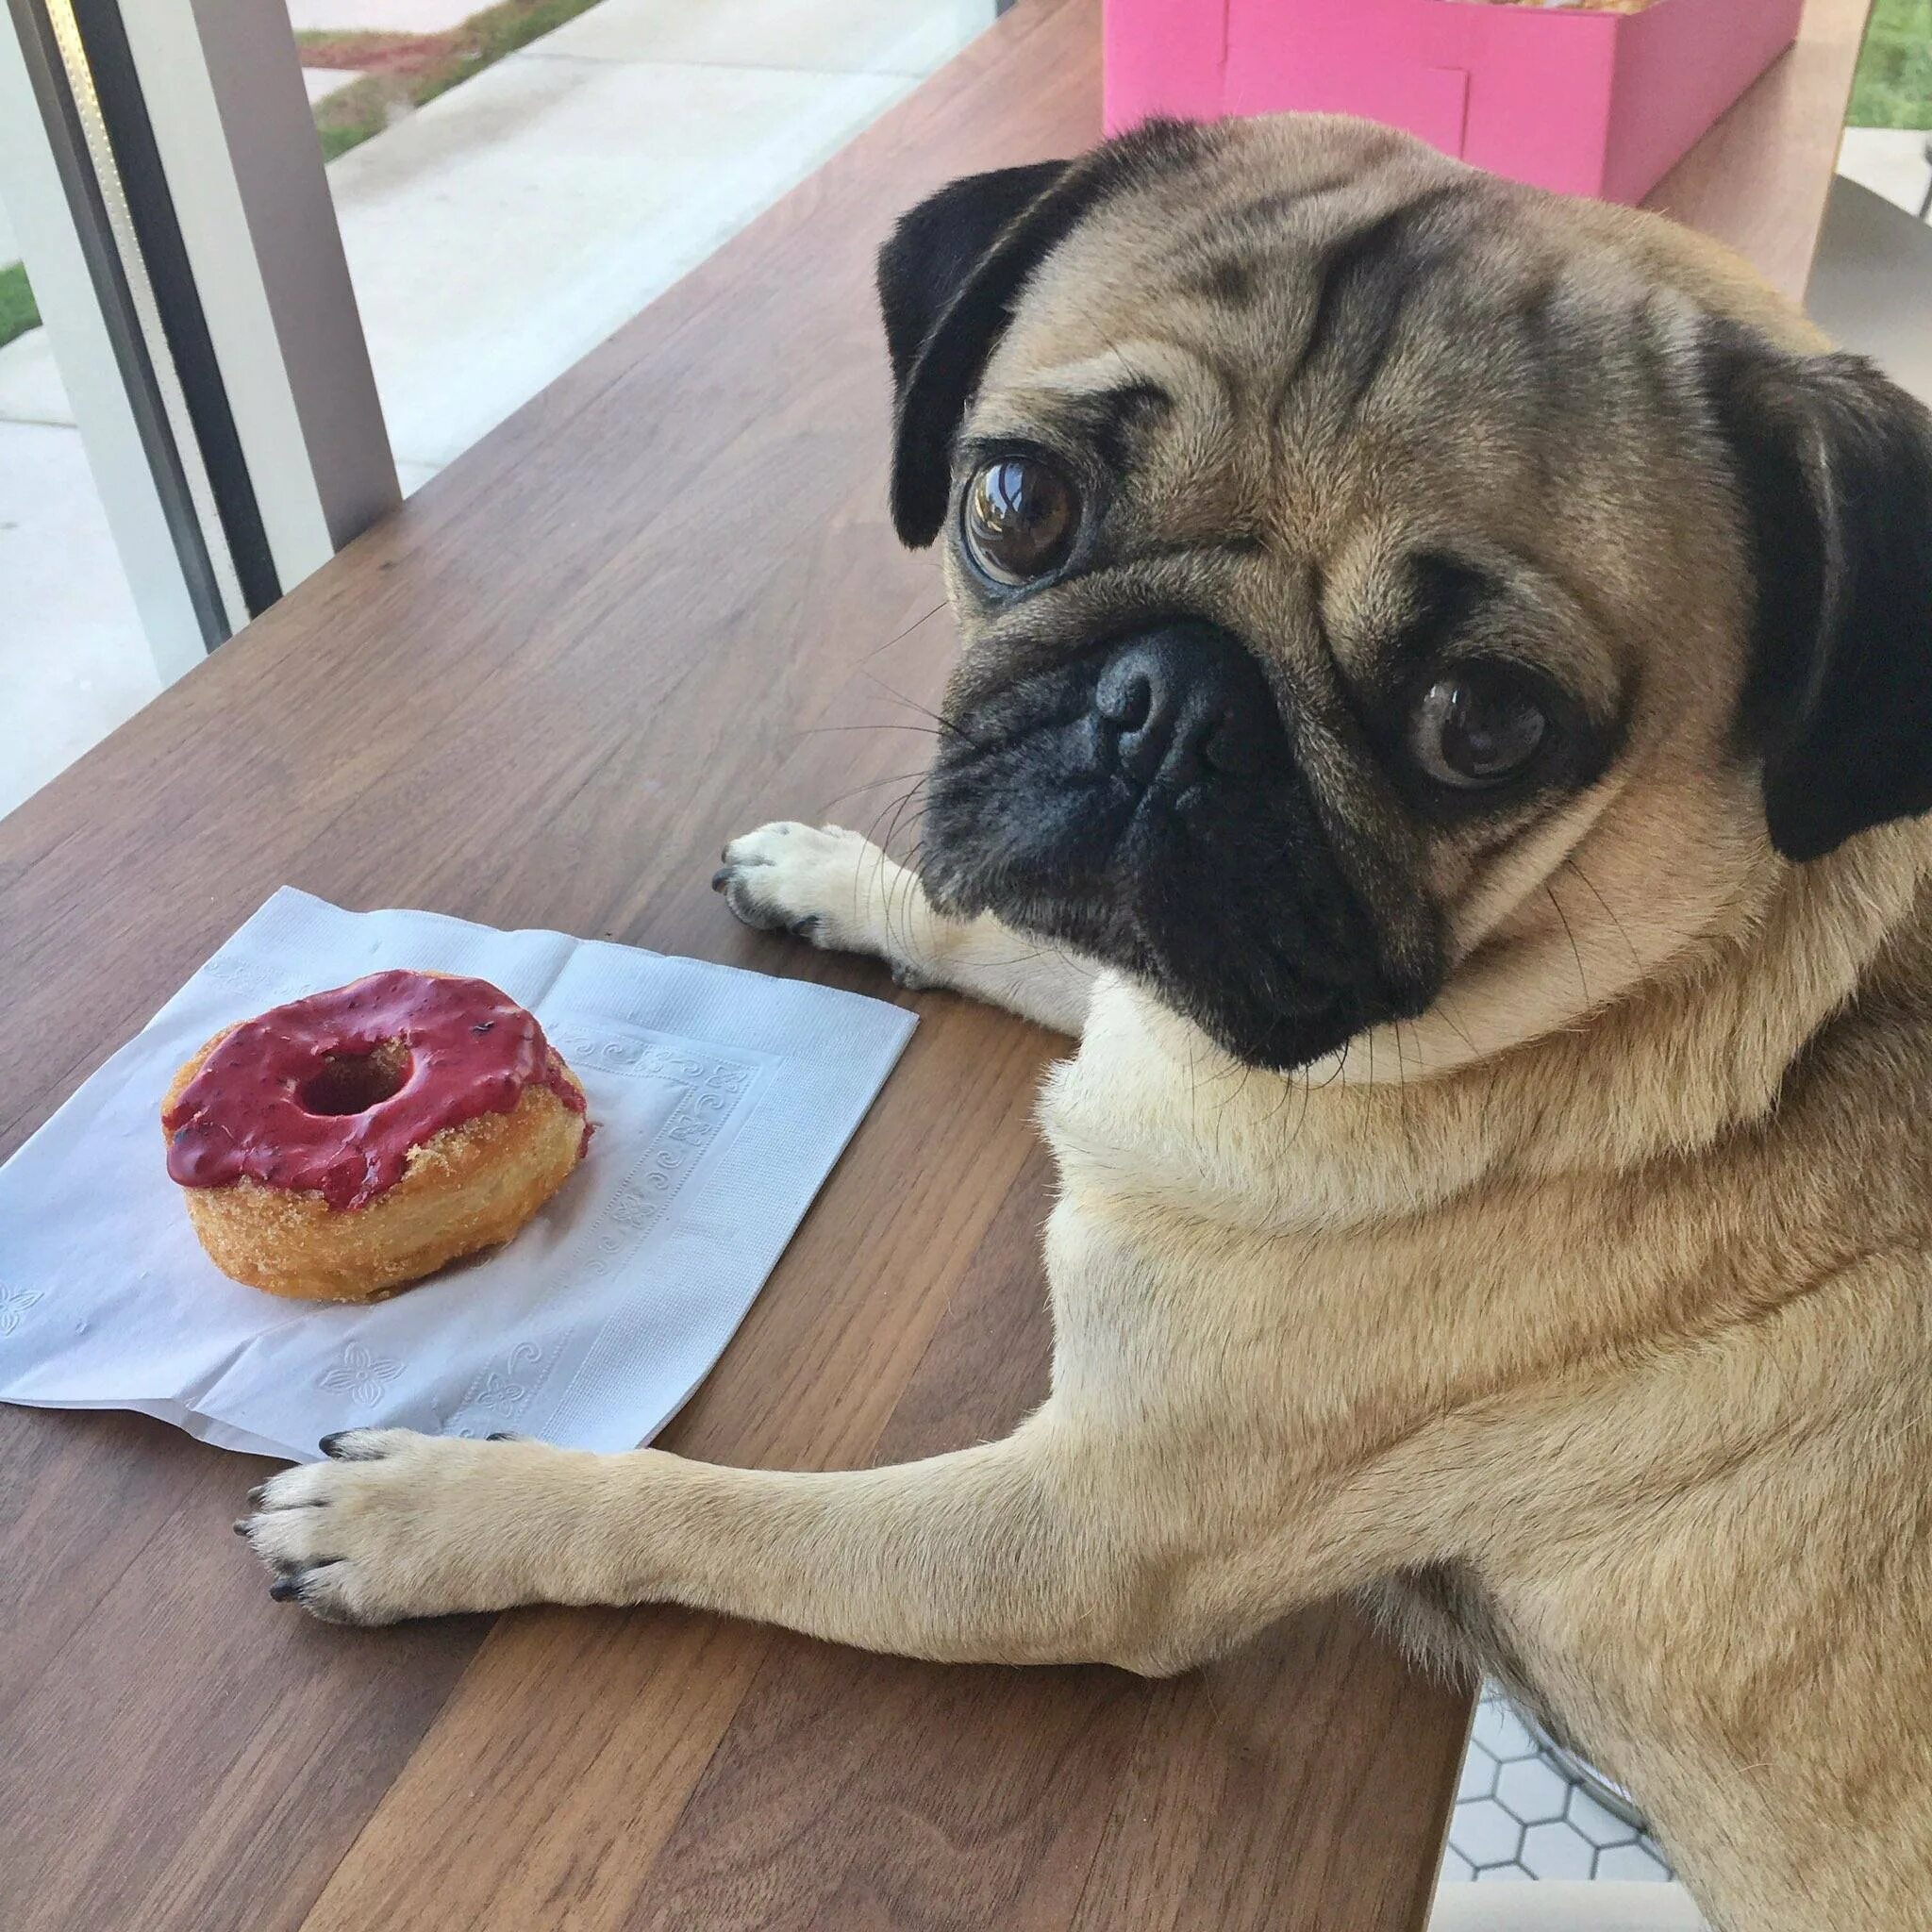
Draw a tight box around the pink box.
[1102,0,1806,205]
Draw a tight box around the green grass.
[416,0,608,107]
[316,76,391,162]
[295,28,418,58]
[0,260,40,351]
[1849,0,1932,129]
[305,0,608,159]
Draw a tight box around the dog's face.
[878,118,1932,1073]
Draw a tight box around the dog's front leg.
[241,1415,1149,1662]
[712,820,1099,1035]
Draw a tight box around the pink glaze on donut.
[164,970,590,1212]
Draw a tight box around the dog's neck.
[1046,822,1932,1233]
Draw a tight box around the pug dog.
[241,116,1932,1932]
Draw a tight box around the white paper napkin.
[0,888,915,1462]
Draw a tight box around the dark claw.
[269,1574,303,1601]
[319,1431,349,1457]
[711,866,732,891]
[486,1431,517,1441]
[790,916,820,941]
[246,1483,268,1505]
[233,1518,251,1536]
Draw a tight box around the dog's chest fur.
[1032,849,1932,1928]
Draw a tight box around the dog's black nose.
[1092,624,1277,790]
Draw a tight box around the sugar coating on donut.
[163,970,588,1211]
[161,971,592,1301]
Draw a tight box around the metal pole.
[0,0,222,678]
[116,0,398,591]
[0,0,398,691]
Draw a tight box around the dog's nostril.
[1090,624,1280,791]
[1096,665,1155,732]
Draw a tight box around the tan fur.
[243,120,1932,1929]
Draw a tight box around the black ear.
[875,120,1208,548]
[1705,322,1932,862]
[876,159,1072,397]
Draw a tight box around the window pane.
[298,0,997,491]
[1,0,996,821]
[0,230,158,819]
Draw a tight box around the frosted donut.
[161,970,591,1302]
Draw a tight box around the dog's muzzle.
[922,617,1433,1069]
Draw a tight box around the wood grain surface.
[0,1,1859,1926]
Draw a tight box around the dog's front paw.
[237,1428,591,1624]
[712,821,922,966]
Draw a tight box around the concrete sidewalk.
[0,0,992,819]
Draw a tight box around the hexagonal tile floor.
[1440,1689,1676,1885]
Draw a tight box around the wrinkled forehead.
[987,120,1566,362]
[975,129,1701,543]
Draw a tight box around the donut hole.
[300,1041,411,1116]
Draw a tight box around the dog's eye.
[962,457,1079,584]
[1410,667,1549,790]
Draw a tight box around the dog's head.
[878,117,1932,1074]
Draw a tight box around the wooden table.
[0,2,1866,1926]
